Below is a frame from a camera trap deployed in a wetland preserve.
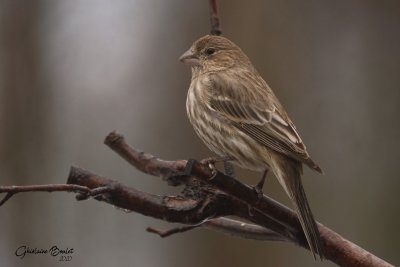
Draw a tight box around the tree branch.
[97,131,391,267]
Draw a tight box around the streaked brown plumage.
[180,35,324,259]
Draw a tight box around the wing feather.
[207,71,322,172]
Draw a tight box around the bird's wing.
[208,71,322,172]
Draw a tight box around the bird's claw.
[223,161,235,178]
[252,169,268,201]
[200,158,218,179]
[200,156,223,179]
[252,185,264,202]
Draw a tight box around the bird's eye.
[205,48,216,55]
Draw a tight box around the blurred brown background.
[0,0,399,266]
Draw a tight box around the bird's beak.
[179,48,198,64]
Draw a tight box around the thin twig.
[147,225,199,238]
[0,184,92,206]
[204,217,287,241]
[209,0,222,35]
[0,192,14,206]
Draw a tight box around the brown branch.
[98,131,393,267]
[209,0,222,35]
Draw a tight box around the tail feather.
[269,153,324,260]
[304,156,324,175]
[292,174,324,260]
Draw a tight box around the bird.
[179,35,324,259]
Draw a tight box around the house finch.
[180,35,324,259]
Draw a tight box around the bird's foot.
[200,156,234,165]
[200,156,234,179]
[223,161,235,178]
[252,169,269,201]
[252,184,264,201]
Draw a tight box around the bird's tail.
[269,152,324,260]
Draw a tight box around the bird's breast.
[185,77,268,171]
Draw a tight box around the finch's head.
[179,35,251,73]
